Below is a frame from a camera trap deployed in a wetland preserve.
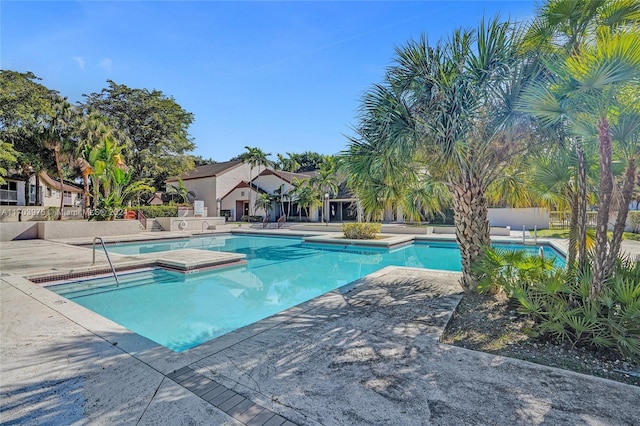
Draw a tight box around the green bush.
[474,247,640,361]
[342,222,381,239]
[128,205,178,218]
[240,215,263,222]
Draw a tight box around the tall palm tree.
[347,17,529,290]
[289,177,307,222]
[311,159,339,223]
[521,0,640,274]
[74,110,117,217]
[520,24,640,294]
[38,95,75,220]
[275,153,300,217]
[241,146,271,220]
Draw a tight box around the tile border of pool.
[11,233,569,367]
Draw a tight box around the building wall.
[180,178,218,217]
[220,186,267,219]
[253,174,293,193]
[218,163,253,200]
[487,207,550,230]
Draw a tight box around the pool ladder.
[92,237,120,286]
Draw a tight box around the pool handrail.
[92,237,120,286]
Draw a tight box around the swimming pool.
[49,235,563,352]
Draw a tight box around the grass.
[534,228,640,241]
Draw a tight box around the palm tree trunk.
[591,118,614,296]
[82,173,90,219]
[54,144,64,220]
[248,168,253,221]
[605,157,637,275]
[451,178,490,291]
[576,144,588,271]
[567,190,578,273]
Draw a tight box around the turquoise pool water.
[50,235,563,352]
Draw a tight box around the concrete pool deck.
[1,233,640,425]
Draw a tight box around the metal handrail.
[137,210,147,230]
[277,214,286,229]
[92,237,120,286]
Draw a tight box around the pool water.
[50,235,563,352]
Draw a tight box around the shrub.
[474,247,640,361]
[240,215,263,222]
[128,205,178,218]
[342,222,381,239]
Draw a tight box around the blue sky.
[2,1,535,162]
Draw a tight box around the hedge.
[342,222,381,239]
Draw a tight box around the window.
[55,190,60,198]
[0,181,18,205]
[240,191,245,196]
[46,187,52,197]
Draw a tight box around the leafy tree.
[240,146,271,219]
[0,141,18,185]
[0,70,57,198]
[82,80,196,189]
[191,155,217,167]
[288,151,327,172]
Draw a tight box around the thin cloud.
[73,56,85,70]
[98,57,112,72]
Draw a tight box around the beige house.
[167,162,319,221]
[33,171,83,208]
[165,160,256,219]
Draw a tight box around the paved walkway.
[1,233,639,425]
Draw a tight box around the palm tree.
[347,17,529,290]
[289,177,307,221]
[253,192,273,219]
[343,131,450,223]
[38,95,75,220]
[166,178,195,204]
[296,185,322,221]
[74,110,118,217]
[520,24,640,294]
[311,158,339,223]
[521,0,640,275]
[275,153,300,217]
[240,146,271,220]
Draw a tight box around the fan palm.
[347,17,529,290]
[521,0,640,292]
[520,25,640,294]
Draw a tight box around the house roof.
[220,181,267,200]
[256,168,312,184]
[38,171,83,193]
[165,160,244,183]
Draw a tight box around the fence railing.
[549,211,599,229]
